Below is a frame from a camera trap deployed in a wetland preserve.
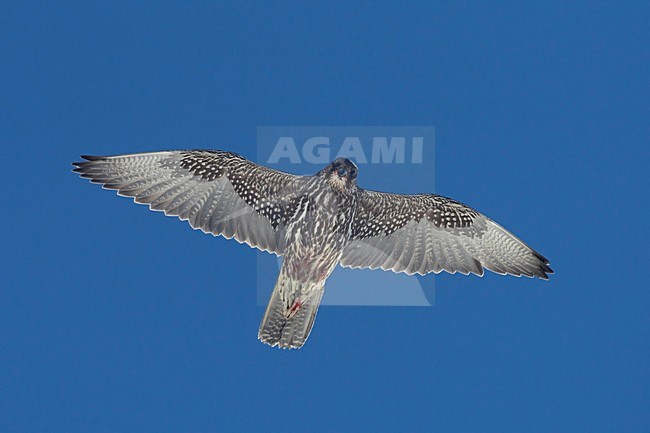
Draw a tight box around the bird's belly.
[282,210,351,283]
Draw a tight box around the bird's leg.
[286,299,303,319]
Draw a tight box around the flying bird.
[73,150,552,349]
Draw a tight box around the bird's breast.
[281,187,357,281]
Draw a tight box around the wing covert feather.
[73,150,300,255]
[342,190,552,279]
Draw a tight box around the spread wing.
[73,150,300,255]
[341,190,553,279]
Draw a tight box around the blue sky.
[2,2,649,432]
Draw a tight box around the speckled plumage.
[73,149,552,349]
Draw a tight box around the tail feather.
[258,274,324,349]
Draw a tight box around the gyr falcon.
[73,150,552,349]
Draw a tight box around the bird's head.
[318,157,359,191]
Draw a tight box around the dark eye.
[337,167,347,177]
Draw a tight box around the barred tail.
[258,273,325,349]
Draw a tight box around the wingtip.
[72,156,96,169]
[528,259,552,280]
[535,264,553,280]
[79,154,104,161]
[531,250,553,279]
[72,155,107,173]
